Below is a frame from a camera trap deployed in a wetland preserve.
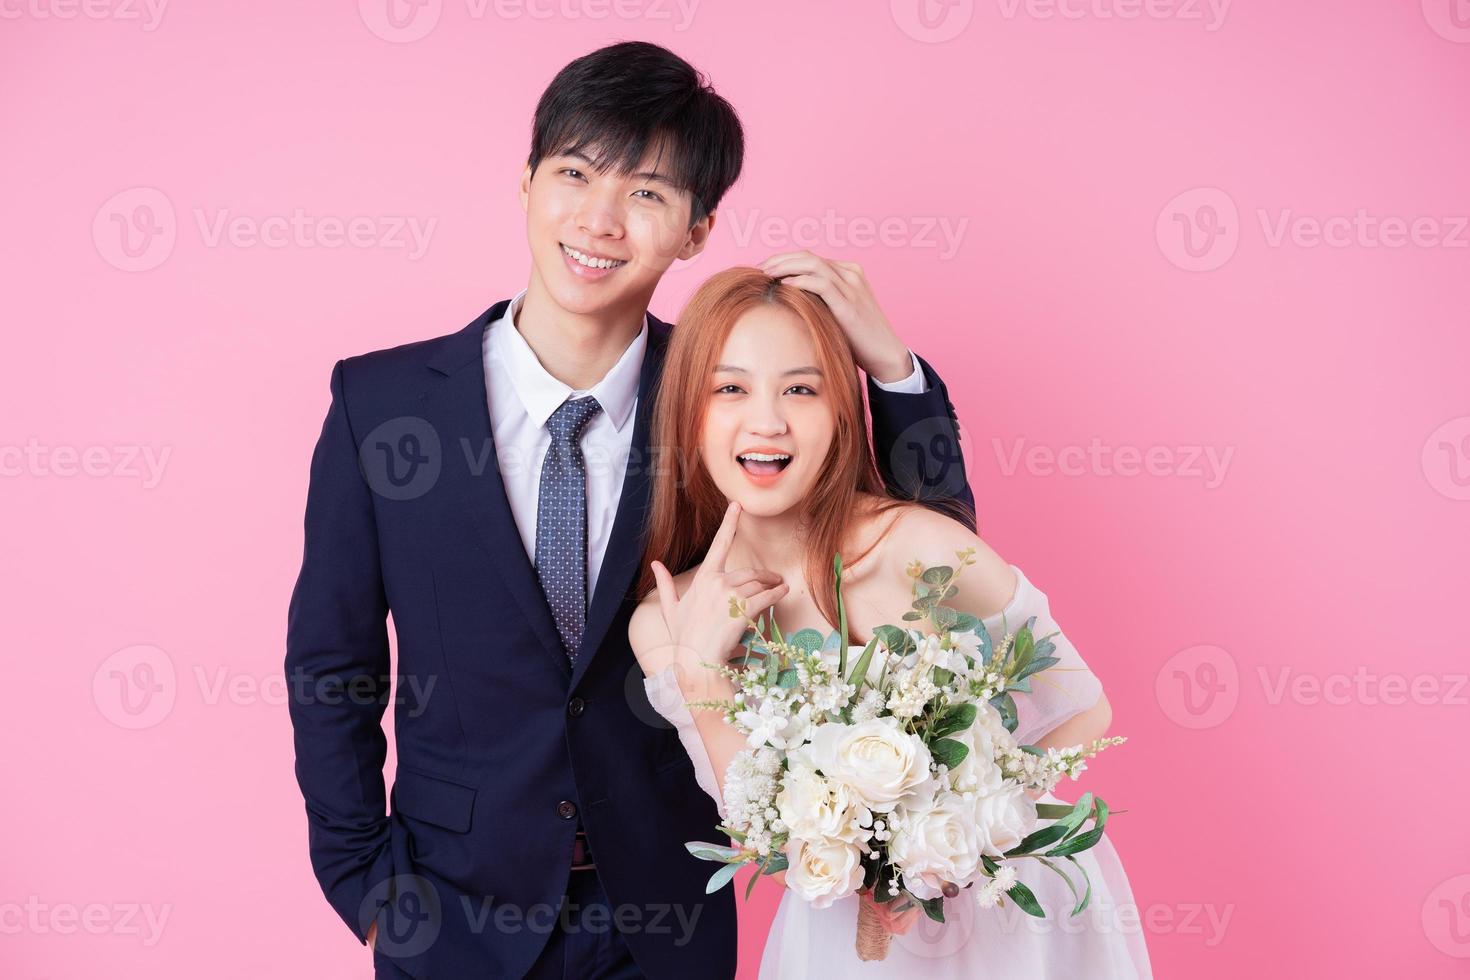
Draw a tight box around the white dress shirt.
[483,288,928,603]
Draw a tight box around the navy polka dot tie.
[535,395,603,659]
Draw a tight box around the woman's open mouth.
[736,451,793,484]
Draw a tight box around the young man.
[286,41,975,980]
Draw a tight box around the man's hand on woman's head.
[758,251,914,385]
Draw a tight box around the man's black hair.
[529,41,744,228]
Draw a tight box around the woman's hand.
[758,250,914,384]
[649,500,789,679]
[859,888,921,935]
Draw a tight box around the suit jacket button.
[558,800,577,820]
[567,697,585,717]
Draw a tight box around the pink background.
[4,1,1469,976]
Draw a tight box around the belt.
[571,830,595,871]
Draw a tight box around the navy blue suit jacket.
[285,299,975,979]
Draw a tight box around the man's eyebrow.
[714,365,825,377]
[559,150,678,187]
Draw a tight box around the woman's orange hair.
[635,266,910,636]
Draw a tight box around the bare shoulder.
[873,503,1019,620]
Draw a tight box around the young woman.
[627,266,1153,978]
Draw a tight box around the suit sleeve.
[285,358,394,944]
[866,351,977,532]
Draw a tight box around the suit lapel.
[424,301,572,681]
[570,313,671,691]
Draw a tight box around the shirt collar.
[490,288,647,432]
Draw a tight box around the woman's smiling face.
[699,304,837,518]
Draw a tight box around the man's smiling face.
[520,144,713,319]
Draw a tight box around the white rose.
[784,836,865,909]
[807,717,935,812]
[945,712,1005,797]
[887,792,983,900]
[775,761,872,844]
[973,784,1037,856]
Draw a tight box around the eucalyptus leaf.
[922,566,954,585]
[789,629,825,655]
[705,862,742,893]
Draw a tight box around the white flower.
[818,642,891,689]
[734,697,813,750]
[887,791,983,900]
[944,711,1005,797]
[806,717,935,812]
[784,836,865,909]
[973,784,1037,856]
[775,758,872,844]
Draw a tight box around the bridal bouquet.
[684,549,1127,961]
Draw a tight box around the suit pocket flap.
[392,767,476,833]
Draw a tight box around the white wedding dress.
[644,564,1153,978]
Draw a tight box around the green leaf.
[930,702,977,739]
[1048,799,1110,856]
[847,637,879,689]
[1063,854,1094,914]
[922,565,954,585]
[873,625,914,658]
[1014,655,1059,683]
[902,610,924,622]
[1056,792,1096,838]
[1036,856,1091,916]
[763,853,788,874]
[929,737,969,769]
[930,604,959,631]
[776,668,800,689]
[973,624,993,665]
[1034,803,1077,820]
[917,895,946,923]
[1004,880,1046,918]
[685,841,744,862]
[992,692,1017,733]
[1007,821,1073,855]
[834,553,848,674]
[1011,627,1036,672]
[705,862,742,893]
[789,629,825,655]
